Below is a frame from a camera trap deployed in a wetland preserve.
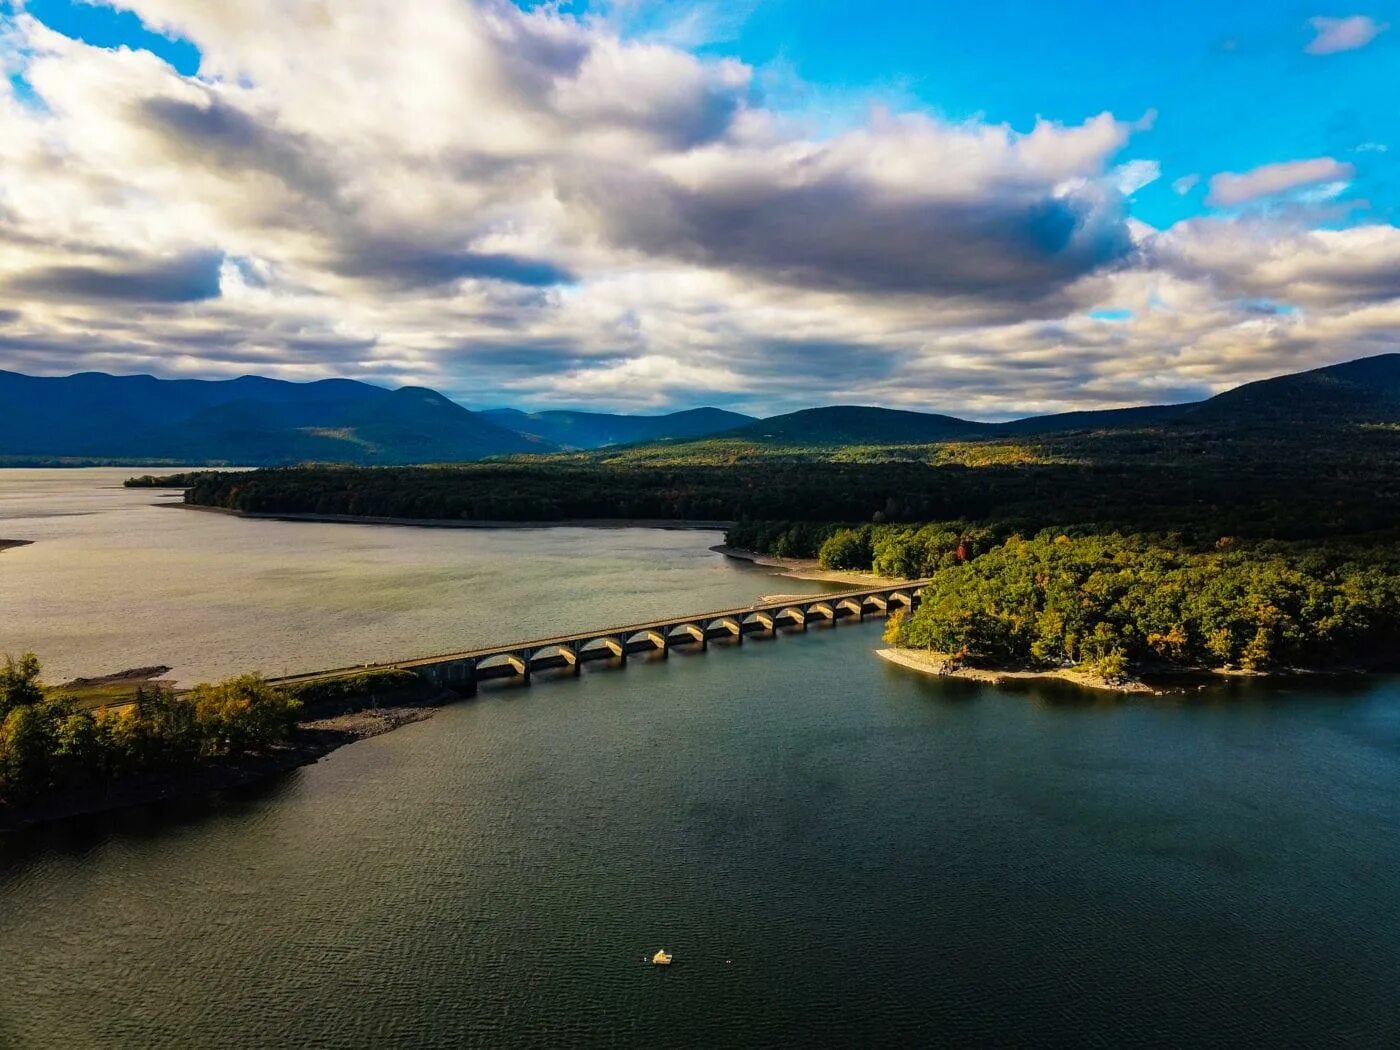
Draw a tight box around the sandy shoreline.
[875,648,1161,695]
[710,544,894,588]
[167,503,733,531]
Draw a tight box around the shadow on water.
[0,767,307,875]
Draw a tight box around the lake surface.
[0,469,823,684]
[3,470,1400,1047]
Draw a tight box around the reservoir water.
[0,469,825,685]
[3,470,1400,1046]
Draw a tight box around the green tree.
[1,653,43,718]
[819,528,871,570]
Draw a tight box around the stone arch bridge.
[272,582,927,694]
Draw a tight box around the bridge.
[271,582,928,694]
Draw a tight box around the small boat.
[652,949,673,966]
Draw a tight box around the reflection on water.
[3,471,1400,1047]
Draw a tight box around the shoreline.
[169,504,894,586]
[874,648,1387,696]
[0,690,455,833]
[168,503,733,532]
[876,648,1163,695]
[710,544,895,588]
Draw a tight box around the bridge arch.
[835,597,865,620]
[476,651,530,679]
[741,611,776,633]
[705,616,744,639]
[774,606,808,630]
[528,643,580,675]
[805,601,837,622]
[578,636,626,660]
[623,628,669,654]
[667,622,707,648]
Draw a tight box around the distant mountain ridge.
[0,370,548,465]
[705,353,1400,447]
[3,353,1397,464]
[481,406,755,450]
[719,406,993,445]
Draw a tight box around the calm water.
[3,471,1400,1047]
[0,469,823,684]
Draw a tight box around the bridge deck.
[271,581,928,687]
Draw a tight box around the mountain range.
[714,353,1400,447]
[2,353,1398,465]
[479,406,754,450]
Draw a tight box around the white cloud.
[1207,157,1354,206]
[1305,15,1388,55]
[1113,159,1160,196]
[0,1,1395,417]
[1150,220,1400,308]
[1172,174,1200,195]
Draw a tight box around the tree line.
[166,417,1400,541]
[0,655,301,807]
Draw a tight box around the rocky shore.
[875,647,1162,695]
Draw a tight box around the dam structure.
[272,582,928,694]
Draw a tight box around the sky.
[0,0,1396,417]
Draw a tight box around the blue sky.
[27,0,1392,228]
[576,0,1398,227]
[0,0,1396,415]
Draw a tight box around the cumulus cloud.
[1151,220,1400,308]
[563,111,1136,303]
[8,251,225,303]
[1305,15,1388,54]
[1207,157,1355,206]
[0,0,1395,417]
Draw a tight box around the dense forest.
[0,655,301,808]
[170,419,1400,540]
[886,531,1400,679]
